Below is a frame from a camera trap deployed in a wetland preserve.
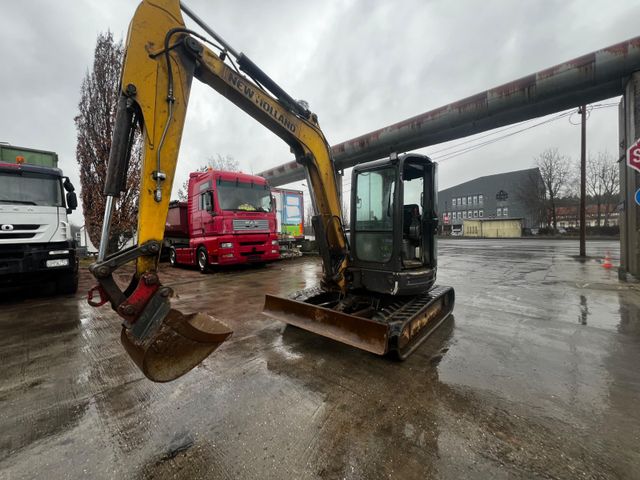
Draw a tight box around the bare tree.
[536,148,571,230]
[586,151,619,226]
[208,154,240,172]
[177,154,240,201]
[75,31,141,252]
[304,202,315,236]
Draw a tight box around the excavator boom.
[88,0,350,381]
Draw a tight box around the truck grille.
[0,224,41,240]
[1,224,39,230]
[233,219,269,232]
[0,232,36,239]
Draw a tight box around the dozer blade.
[263,294,390,355]
[263,285,455,359]
[121,309,232,382]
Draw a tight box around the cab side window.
[200,191,213,212]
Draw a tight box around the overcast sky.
[2,0,639,224]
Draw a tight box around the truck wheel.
[57,271,79,295]
[169,247,177,267]
[197,247,210,274]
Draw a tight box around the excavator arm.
[88,0,348,381]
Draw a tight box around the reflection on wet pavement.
[579,295,589,325]
[0,239,639,479]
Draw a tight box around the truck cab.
[165,169,279,271]
[0,145,78,293]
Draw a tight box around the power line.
[428,116,547,156]
[430,103,617,163]
[431,111,572,161]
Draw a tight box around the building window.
[503,207,508,217]
[474,210,478,218]
[479,209,484,217]
[497,207,502,216]
[473,195,478,204]
[478,194,484,205]
[452,198,457,207]
[462,197,466,206]
[462,211,467,219]
[467,196,472,205]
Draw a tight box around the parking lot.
[1,238,639,479]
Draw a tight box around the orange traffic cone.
[602,252,613,269]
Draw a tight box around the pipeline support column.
[619,72,640,279]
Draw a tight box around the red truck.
[164,169,280,272]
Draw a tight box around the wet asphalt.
[0,238,638,479]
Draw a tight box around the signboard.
[635,188,640,206]
[628,138,640,172]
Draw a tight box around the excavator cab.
[348,153,438,296]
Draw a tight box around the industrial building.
[438,167,542,234]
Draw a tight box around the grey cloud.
[1,0,637,224]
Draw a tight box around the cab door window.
[354,167,396,263]
[200,191,213,212]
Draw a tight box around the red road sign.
[628,138,640,172]
[443,214,450,225]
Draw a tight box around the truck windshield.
[217,180,272,212]
[0,171,63,207]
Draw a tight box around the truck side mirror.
[66,191,78,213]
[63,177,75,192]
[271,195,276,212]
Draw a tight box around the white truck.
[0,144,79,293]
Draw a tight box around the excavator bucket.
[120,309,232,382]
[263,286,454,359]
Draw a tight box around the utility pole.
[579,105,587,257]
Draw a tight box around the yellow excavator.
[88,0,454,382]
